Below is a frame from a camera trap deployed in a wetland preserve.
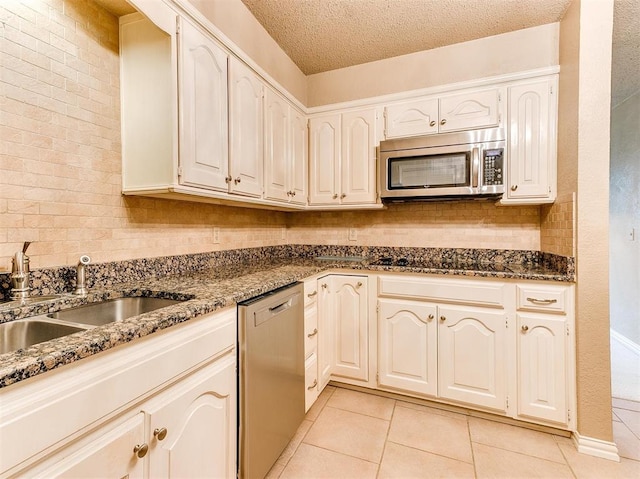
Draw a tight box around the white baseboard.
[572,432,620,462]
[610,329,640,356]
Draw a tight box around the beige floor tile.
[265,419,314,478]
[613,421,640,461]
[396,399,469,420]
[473,442,574,478]
[558,441,640,479]
[614,407,640,438]
[613,397,640,412]
[279,443,378,479]
[388,402,473,463]
[306,385,336,422]
[468,416,566,463]
[378,441,475,479]
[303,406,389,463]
[327,387,395,420]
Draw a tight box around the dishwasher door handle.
[269,298,292,314]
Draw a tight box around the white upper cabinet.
[503,76,557,204]
[264,88,307,205]
[229,57,264,197]
[384,88,500,138]
[178,18,229,191]
[309,109,377,206]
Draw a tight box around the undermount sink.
[0,320,87,354]
[47,297,184,327]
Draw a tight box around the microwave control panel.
[483,149,504,186]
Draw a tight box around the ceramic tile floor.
[266,386,640,479]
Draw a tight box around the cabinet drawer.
[517,284,568,314]
[378,276,507,308]
[304,280,319,306]
[305,353,319,412]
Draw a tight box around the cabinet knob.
[234,177,241,184]
[440,119,447,125]
[307,328,318,338]
[133,443,149,458]
[521,325,529,332]
[440,316,446,321]
[429,120,436,127]
[356,281,363,288]
[291,191,296,196]
[286,191,292,197]
[332,194,338,200]
[153,427,168,441]
[428,314,434,320]
[321,283,328,289]
[511,185,518,191]
[340,193,346,199]
[307,379,318,390]
[225,175,232,184]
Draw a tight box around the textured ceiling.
[241,0,573,75]
[96,0,638,107]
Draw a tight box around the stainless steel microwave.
[379,128,506,201]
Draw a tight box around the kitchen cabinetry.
[503,76,557,204]
[2,308,236,478]
[377,298,437,396]
[264,87,307,205]
[384,88,501,138]
[309,110,378,206]
[516,283,572,425]
[317,275,369,384]
[304,277,320,410]
[438,305,507,411]
[229,57,264,197]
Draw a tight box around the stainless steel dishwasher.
[237,282,305,479]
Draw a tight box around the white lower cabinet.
[377,298,437,396]
[437,305,507,412]
[304,277,320,410]
[2,308,237,478]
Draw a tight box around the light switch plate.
[213,227,220,244]
[348,228,357,241]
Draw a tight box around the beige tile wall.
[0,0,287,271]
[287,202,542,250]
[540,192,575,257]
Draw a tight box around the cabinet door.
[317,278,334,390]
[289,107,308,204]
[229,58,264,197]
[146,354,236,479]
[178,18,229,192]
[341,109,377,204]
[517,313,567,424]
[332,276,369,381]
[264,88,290,202]
[439,88,500,132]
[438,306,507,411]
[309,115,340,205]
[378,299,437,396]
[23,413,145,479]
[506,79,553,200]
[384,98,439,138]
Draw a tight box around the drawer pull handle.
[307,328,318,338]
[133,443,149,458]
[307,379,318,390]
[521,325,529,332]
[154,427,168,441]
[307,291,318,298]
[526,297,558,305]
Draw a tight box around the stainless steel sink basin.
[47,297,183,326]
[0,320,87,354]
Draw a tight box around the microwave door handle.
[471,147,480,188]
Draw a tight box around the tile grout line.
[553,435,579,479]
[375,398,397,478]
[467,417,479,479]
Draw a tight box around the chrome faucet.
[10,242,31,300]
[74,255,91,296]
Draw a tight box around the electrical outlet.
[213,227,220,244]
[348,228,357,241]
[281,227,286,240]
[630,228,636,241]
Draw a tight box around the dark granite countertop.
[0,255,572,389]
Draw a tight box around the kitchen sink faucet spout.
[74,255,91,296]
